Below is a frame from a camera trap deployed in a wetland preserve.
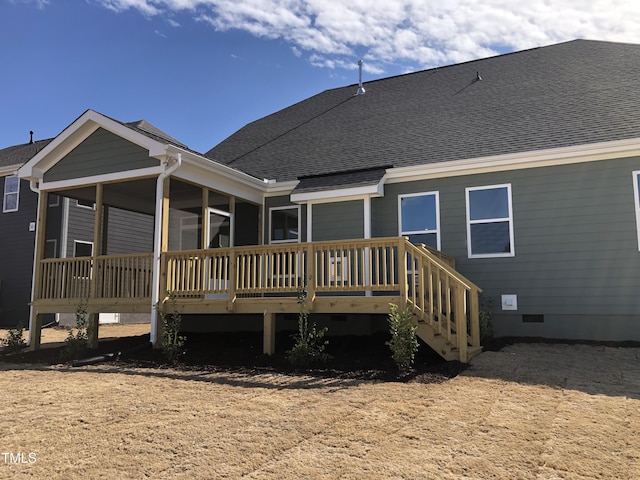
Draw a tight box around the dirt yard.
[0,330,638,479]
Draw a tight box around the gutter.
[149,153,181,345]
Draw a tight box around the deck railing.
[35,238,481,358]
[37,253,154,300]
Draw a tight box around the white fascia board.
[18,110,168,181]
[173,159,264,204]
[38,166,165,192]
[384,138,640,183]
[174,147,269,192]
[290,181,384,204]
[0,164,20,176]
[264,180,299,197]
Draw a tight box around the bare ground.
[1,326,639,479]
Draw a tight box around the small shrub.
[62,301,90,360]
[158,292,186,363]
[386,303,419,374]
[286,286,330,368]
[479,296,494,346]
[1,321,27,353]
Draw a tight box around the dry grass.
[0,334,639,479]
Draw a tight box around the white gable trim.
[385,138,640,183]
[18,110,168,181]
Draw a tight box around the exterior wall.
[311,200,364,241]
[372,156,640,341]
[104,207,154,254]
[44,128,158,183]
[0,178,38,326]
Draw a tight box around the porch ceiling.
[57,177,158,216]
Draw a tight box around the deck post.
[454,284,468,363]
[469,288,480,347]
[263,311,276,355]
[306,243,316,309]
[88,183,103,349]
[28,190,48,350]
[398,238,408,312]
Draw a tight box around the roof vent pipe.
[356,60,366,95]
[29,131,34,144]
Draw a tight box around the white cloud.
[94,0,640,73]
[168,18,181,27]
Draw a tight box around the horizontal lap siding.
[105,207,154,254]
[0,179,37,326]
[44,128,159,182]
[373,156,640,340]
[312,200,363,241]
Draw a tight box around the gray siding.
[0,179,38,326]
[44,128,159,183]
[105,207,154,254]
[65,201,95,256]
[234,201,260,246]
[312,200,364,241]
[373,156,640,340]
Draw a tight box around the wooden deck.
[32,237,482,361]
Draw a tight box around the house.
[17,39,640,361]
[0,135,54,328]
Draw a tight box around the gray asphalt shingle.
[205,40,640,183]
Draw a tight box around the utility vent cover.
[522,314,544,323]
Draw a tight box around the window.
[269,206,300,243]
[45,239,58,259]
[466,184,515,258]
[634,171,640,250]
[2,175,19,212]
[73,240,94,258]
[398,192,440,250]
[49,194,60,207]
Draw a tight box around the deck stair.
[402,243,483,362]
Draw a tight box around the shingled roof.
[205,40,640,183]
[0,138,53,169]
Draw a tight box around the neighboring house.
[17,39,640,361]
[0,135,55,328]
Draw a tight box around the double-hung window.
[466,184,515,258]
[2,175,19,212]
[269,206,300,244]
[398,192,440,250]
[634,171,640,250]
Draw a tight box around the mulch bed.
[0,330,469,384]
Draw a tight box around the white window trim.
[465,183,515,258]
[269,205,301,244]
[2,175,20,213]
[633,171,640,251]
[73,240,94,257]
[48,194,60,207]
[398,191,441,250]
[75,199,96,210]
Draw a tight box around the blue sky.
[2,0,640,154]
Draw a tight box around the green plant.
[386,303,419,374]
[479,296,494,346]
[62,301,90,360]
[158,292,186,363]
[286,286,330,368]
[1,321,27,353]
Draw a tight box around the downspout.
[150,153,181,345]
